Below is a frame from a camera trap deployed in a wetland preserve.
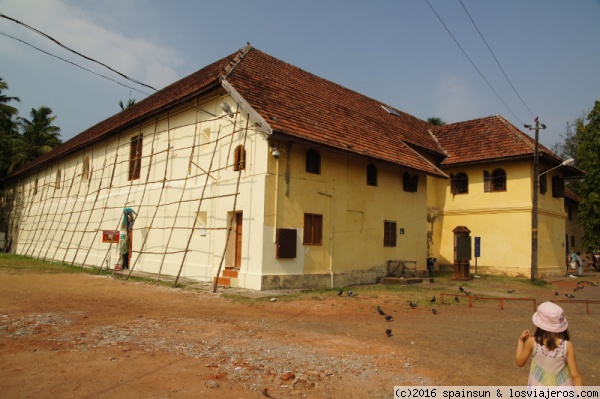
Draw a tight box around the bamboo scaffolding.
[124,117,161,278]
[211,114,248,293]
[72,154,109,267]
[23,168,51,256]
[159,118,221,283]
[109,126,144,277]
[60,162,94,266]
[42,164,78,261]
[36,166,68,260]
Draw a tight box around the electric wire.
[458,0,536,119]
[424,0,525,126]
[0,30,150,97]
[0,13,216,117]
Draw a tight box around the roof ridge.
[221,43,253,79]
[495,115,536,152]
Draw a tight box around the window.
[571,235,575,247]
[539,173,547,194]
[129,135,143,181]
[450,172,468,194]
[485,169,506,192]
[552,175,565,198]
[303,213,322,245]
[403,172,419,192]
[384,220,397,247]
[491,169,506,191]
[367,163,378,186]
[276,228,297,258]
[55,169,61,190]
[484,171,491,192]
[233,145,246,171]
[33,178,38,195]
[306,148,320,174]
[82,156,90,180]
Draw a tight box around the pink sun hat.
[532,301,568,332]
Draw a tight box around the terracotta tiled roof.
[432,115,562,167]
[7,50,235,179]
[564,187,580,202]
[226,48,447,177]
[7,45,448,180]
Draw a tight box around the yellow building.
[2,45,582,289]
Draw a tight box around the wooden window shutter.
[129,135,143,181]
[276,228,297,258]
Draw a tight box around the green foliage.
[427,116,446,126]
[575,101,600,250]
[10,106,62,173]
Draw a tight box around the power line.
[424,0,525,126]
[0,12,158,93]
[0,13,216,117]
[458,0,536,119]
[0,30,151,97]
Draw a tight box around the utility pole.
[524,117,546,282]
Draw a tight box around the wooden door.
[234,212,243,269]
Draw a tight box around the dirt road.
[1,260,599,398]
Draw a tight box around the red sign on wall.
[102,230,120,243]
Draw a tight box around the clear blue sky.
[1,0,599,148]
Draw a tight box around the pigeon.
[565,294,575,299]
[347,291,353,296]
[262,388,275,398]
[377,306,385,315]
[507,289,515,294]
[459,286,465,292]
[385,315,393,321]
[409,301,417,309]
[454,296,459,303]
[555,291,559,296]
[464,291,471,296]
[386,328,393,337]
[431,296,436,303]
[337,290,343,296]
[432,309,438,315]
[593,282,599,287]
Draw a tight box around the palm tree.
[0,77,21,178]
[427,117,446,126]
[119,98,136,110]
[10,106,62,173]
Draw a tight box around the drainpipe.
[317,191,334,288]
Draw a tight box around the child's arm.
[566,341,582,386]
[516,330,534,367]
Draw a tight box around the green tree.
[0,77,21,178]
[10,106,62,173]
[575,100,600,250]
[427,117,446,126]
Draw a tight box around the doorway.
[226,211,243,270]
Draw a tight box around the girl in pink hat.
[516,301,582,386]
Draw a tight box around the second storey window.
[384,220,397,247]
[303,213,322,245]
[233,145,246,171]
[129,135,143,181]
[450,172,468,194]
[484,169,507,192]
[403,172,419,192]
[306,148,320,174]
[367,163,377,186]
[552,175,565,198]
[539,173,547,194]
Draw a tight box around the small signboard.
[102,230,120,243]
